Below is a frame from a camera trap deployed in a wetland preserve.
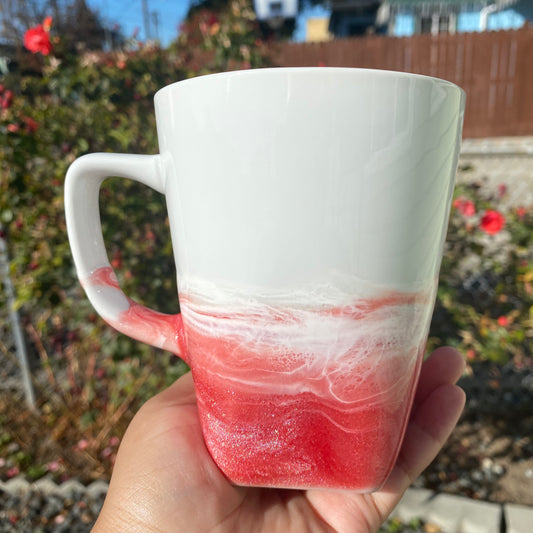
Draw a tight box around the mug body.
[154,68,465,490]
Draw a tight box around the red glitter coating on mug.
[180,284,433,491]
[84,266,187,359]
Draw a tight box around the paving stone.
[424,493,464,532]
[57,479,85,498]
[85,480,109,499]
[0,476,30,495]
[504,503,533,533]
[458,498,502,533]
[426,493,501,533]
[32,475,60,494]
[392,488,434,522]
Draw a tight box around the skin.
[93,346,465,533]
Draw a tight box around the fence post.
[0,227,35,410]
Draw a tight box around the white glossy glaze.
[156,68,465,290]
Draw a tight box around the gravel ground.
[0,482,106,532]
[415,360,533,506]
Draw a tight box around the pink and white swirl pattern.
[179,276,437,491]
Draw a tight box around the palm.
[95,347,465,533]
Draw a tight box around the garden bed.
[1,357,532,505]
[0,13,532,530]
[418,359,533,506]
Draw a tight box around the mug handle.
[65,152,188,363]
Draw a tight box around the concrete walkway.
[2,476,532,532]
[459,136,533,208]
[392,488,533,533]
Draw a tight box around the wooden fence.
[269,25,533,138]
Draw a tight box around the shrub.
[429,179,533,365]
[0,43,194,481]
[0,2,271,482]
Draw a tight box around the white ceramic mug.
[65,67,465,491]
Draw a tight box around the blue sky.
[86,0,190,45]
[86,0,329,46]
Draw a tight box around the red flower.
[101,447,113,459]
[23,116,38,134]
[480,209,505,235]
[46,461,60,472]
[111,250,122,269]
[497,316,508,327]
[6,466,20,478]
[516,207,527,218]
[76,439,89,451]
[207,14,219,27]
[453,197,476,217]
[23,18,53,55]
[1,89,13,109]
[43,16,52,31]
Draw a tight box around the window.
[420,16,432,33]
[438,14,450,33]
[419,13,452,34]
[269,1,282,16]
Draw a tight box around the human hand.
[93,346,465,533]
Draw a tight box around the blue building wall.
[394,13,416,35]
[393,7,527,36]
[456,12,481,32]
[487,8,526,30]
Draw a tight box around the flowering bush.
[429,179,533,365]
[0,36,192,484]
[0,2,273,483]
[175,0,270,72]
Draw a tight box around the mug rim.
[154,66,465,103]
